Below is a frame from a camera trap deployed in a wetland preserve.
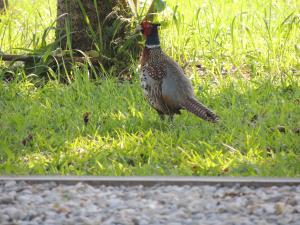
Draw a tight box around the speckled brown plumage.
[139,21,219,122]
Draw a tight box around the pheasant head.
[139,21,161,47]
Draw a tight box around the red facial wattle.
[141,21,152,37]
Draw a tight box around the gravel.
[0,181,299,225]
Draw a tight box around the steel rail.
[1,176,300,187]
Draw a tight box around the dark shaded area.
[56,0,142,75]
[0,0,8,12]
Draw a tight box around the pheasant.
[138,21,219,122]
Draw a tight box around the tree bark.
[56,0,141,76]
[0,0,8,11]
[56,0,129,51]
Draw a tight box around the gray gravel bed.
[0,181,299,225]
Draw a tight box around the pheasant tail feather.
[182,98,219,122]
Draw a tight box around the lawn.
[0,0,299,176]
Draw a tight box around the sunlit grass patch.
[0,0,56,53]
[1,67,299,175]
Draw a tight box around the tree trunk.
[56,0,98,51]
[56,0,141,75]
[56,0,130,51]
[0,0,8,11]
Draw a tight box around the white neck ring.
[146,44,160,49]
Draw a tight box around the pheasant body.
[139,21,218,122]
[141,48,174,116]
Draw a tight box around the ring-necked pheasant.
[138,21,219,122]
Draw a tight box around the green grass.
[0,0,56,53]
[0,0,299,176]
